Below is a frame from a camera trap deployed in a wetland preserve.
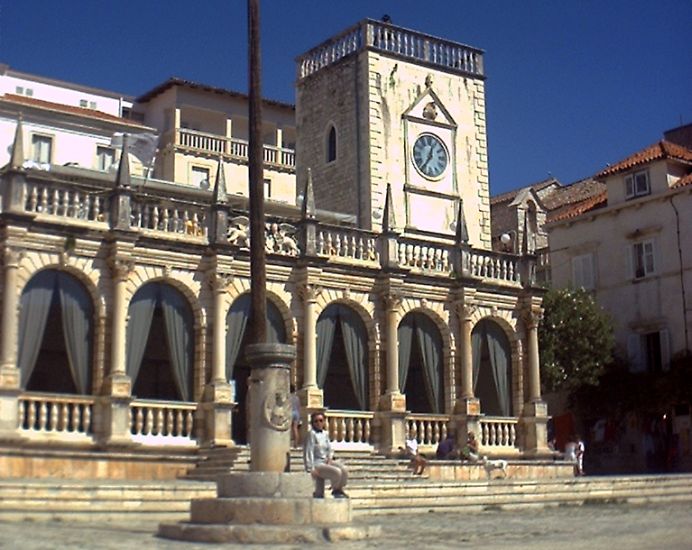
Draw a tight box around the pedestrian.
[564,435,578,475]
[436,432,458,459]
[303,412,348,498]
[575,434,585,476]
[289,384,301,448]
[401,431,426,475]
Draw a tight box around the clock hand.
[422,147,434,169]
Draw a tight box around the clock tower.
[296,19,491,248]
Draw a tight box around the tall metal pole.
[248,0,267,344]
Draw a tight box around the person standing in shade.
[575,434,586,476]
[303,412,348,498]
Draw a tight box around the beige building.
[0,19,549,477]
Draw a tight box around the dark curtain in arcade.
[471,320,512,416]
[127,283,194,401]
[398,313,443,414]
[316,304,369,410]
[19,270,93,394]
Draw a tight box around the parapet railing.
[23,179,110,226]
[129,399,197,446]
[316,224,380,265]
[130,197,208,239]
[406,413,450,454]
[297,19,484,80]
[18,392,95,441]
[325,409,375,450]
[479,416,520,455]
[175,128,296,170]
[397,237,454,275]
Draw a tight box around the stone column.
[297,284,323,415]
[99,258,134,447]
[453,304,481,447]
[520,308,550,457]
[375,292,407,456]
[0,247,23,441]
[200,272,234,447]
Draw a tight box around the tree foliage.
[539,287,614,393]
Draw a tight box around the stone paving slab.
[0,502,690,549]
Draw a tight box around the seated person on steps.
[303,412,348,498]
[399,431,427,475]
[436,432,459,460]
[461,432,480,462]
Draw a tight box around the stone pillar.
[0,247,22,441]
[201,272,234,447]
[246,343,296,472]
[453,304,481,447]
[378,293,405,412]
[520,308,550,457]
[297,284,323,412]
[99,258,134,447]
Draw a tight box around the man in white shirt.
[303,412,348,498]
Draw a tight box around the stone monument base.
[158,471,379,544]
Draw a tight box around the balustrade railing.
[130,400,196,445]
[297,19,484,80]
[325,409,374,450]
[18,393,95,439]
[176,129,295,170]
[397,238,453,274]
[465,249,521,284]
[131,200,208,238]
[406,413,450,453]
[316,226,379,265]
[479,416,519,453]
[24,181,109,224]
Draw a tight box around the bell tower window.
[326,125,337,163]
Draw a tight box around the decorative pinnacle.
[455,199,469,244]
[115,134,131,189]
[9,115,25,170]
[301,168,316,219]
[212,157,229,205]
[383,182,396,233]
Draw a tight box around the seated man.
[461,432,480,462]
[401,432,427,475]
[436,433,458,460]
[303,412,348,498]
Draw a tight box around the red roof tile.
[672,172,692,189]
[0,94,149,128]
[548,191,607,223]
[596,141,692,178]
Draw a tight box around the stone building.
[0,19,549,476]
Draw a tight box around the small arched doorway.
[398,312,444,413]
[226,294,288,443]
[18,269,94,395]
[126,282,194,402]
[471,319,513,416]
[316,304,369,411]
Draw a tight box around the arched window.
[127,283,194,401]
[471,319,512,416]
[18,269,94,394]
[316,304,368,410]
[398,312,444,413]
[326,125,337,163]
[226,294,288,443]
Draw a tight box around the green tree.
[539,287,614,393]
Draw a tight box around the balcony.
[171,128,295,172]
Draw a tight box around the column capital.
[380,291,402,312]
[522,308,543,330]
[107,257,134,281]
[454,302,477,322]
[208,271,233,294]
[2,246,24,269]
[297,283,322,303]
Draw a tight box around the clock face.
[412,133,448,179]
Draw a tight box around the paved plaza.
[0,502,690,549]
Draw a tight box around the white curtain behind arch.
[160,285,193,401]
[338,306,368,409]
[56,272,92,394]
[316,308,337,388]
[397,317,413,391]
[486,322,511,416]
[414,314,443,414]
[126,284,157,384]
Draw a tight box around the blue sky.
[1,1,690,195]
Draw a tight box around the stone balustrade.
[129,399,196,445]
[397,238,452,274]
[325,409,374,450]
[297,19,484,80]
[176,128,295,171]
[464,248,521,284]
[24,181,109,224]
[131,199,208,239]
[316,226,380,265]
[406,413,450,453]
[18,392,95,440]
[479,416,519,454]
